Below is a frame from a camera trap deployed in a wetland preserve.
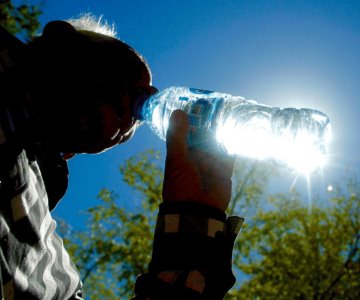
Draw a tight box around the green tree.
[61,149,360,299]
[227,179,360,299]
[60,150,163,299]
[60,151,275,299]
[0,0,42,40]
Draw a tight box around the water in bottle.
[133,86,331,174]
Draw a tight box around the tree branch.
[320,233,360,299]
[82,259,100,284]
[229,163,259,215]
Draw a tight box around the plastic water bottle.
[133,86,331,173]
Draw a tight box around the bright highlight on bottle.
[216,114,331,174]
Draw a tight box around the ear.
[42,21,76,38]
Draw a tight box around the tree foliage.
[0,0,42,40]
[60,150,163,299]
[227,180,360,299]
[60,150,360,300]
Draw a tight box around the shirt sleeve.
[133,201,244,300]
[0,118,83,299]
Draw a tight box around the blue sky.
[22,0,360,227]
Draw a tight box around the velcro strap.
[155,214,244,238]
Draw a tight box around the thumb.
[166,110,189,164]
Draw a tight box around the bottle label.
[188,98,223,128]
[186,97,224,153]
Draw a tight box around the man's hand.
[162,110,235,211]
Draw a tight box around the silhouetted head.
[28,17,156,155]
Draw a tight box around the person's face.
[80,75,157,154]
[51,69,157,156]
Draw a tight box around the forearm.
[133,201,244,300]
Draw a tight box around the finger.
[166,110,189,164]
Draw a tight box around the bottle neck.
[132,86,160,121]
[132,93,150,122]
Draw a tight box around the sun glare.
[216,116,331,175]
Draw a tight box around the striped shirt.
[0,148,83,299]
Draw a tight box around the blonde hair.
[66,13,117,38]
